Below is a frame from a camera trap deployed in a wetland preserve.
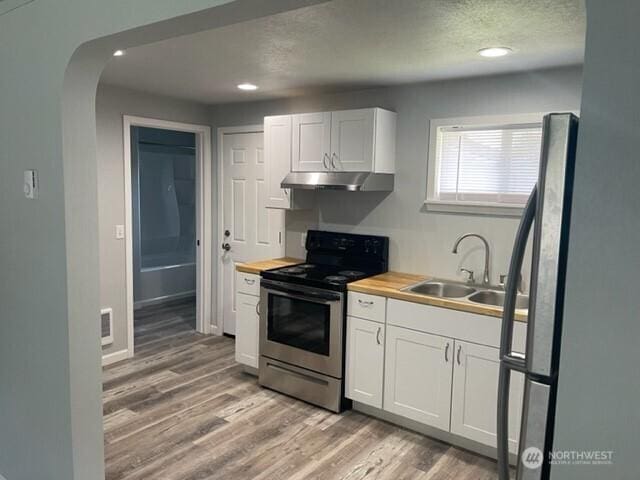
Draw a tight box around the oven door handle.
[260,280,342,302]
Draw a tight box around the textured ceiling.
[100,0,586,104]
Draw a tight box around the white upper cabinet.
[330,109,375,172]
[292,112,332,172]
[264,115,313,210]
[290,108,396,173]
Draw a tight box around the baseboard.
[134,291,195,310]
[102,348,130,367]
[352,401,518,465]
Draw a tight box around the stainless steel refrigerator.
[497,112,580,480]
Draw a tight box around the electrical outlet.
[115,225,125,239]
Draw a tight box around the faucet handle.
[499,273,524,292]
[459,268,475,284]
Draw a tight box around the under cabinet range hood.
[281,172,394,192]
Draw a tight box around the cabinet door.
[330,109,375,172]
[264,115,292,209]
[450,340,524,453]
[235,292,259,368]
[383,325,453,430]
[346,316,385,408]
[292,112,331,172]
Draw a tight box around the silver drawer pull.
[358,299,374,307]
[244,278,256,285]
[376,327,382,345]
[457,345,462,365]
[445,342,450,363]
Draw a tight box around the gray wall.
[96,85,210,357]
[552,1,640,478]
[210,66,583,283]
[0,1,325,478]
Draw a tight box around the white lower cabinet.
[450,340,524,453]
[383,325,453,431]
[235,290,260,369]
[345,296,527,455]
[345,316,385,408]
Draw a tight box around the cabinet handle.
[457,345,462,365]
[255,301,261,316]
[358,299,374,307]
[331,153,338,170]
[376,326,382,345]
[244,278,255,285]
[322,153,330,170]
[445,342,450,363]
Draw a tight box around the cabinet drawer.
[347,292,386,323]
[236,272,260,296]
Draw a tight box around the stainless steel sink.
[468,290,529,310]
[405,281,476,298]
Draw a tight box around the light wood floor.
[103,300,499,480]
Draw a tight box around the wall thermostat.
[24,170,38,199]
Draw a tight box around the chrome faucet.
[452,233,491,285]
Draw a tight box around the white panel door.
[292,112,331,172]
[264,115,293,209]
[345,316,385,408]
[330,109,375,172]
[221,131,284,335]
[235,291,259,368]
[450,340,525,453]
[383,325,454,430]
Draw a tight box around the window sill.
[424,199,524,217]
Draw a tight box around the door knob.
[222,243,231,251]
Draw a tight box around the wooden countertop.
[349,272,528,323]
[235,257,302,275]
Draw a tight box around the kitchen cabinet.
[292,112,331,172]
[383,324,453,430]
[344,294,528,454]
[450,340,524,453]
[264,115,313,210]
[345,316,385,408]
[234,273,260,369]
[290,108,396,173]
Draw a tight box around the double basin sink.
[403,280,529,311]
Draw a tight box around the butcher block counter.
[348,271,528,322]
[235,257,302,275]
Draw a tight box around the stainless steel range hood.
[281,172,394,191]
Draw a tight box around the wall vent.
[101,308,114,346]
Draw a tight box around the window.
[426,114,544,215]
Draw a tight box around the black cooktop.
[261,230,389,292]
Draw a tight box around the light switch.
[24,170,38,199]
[115,225,125,239]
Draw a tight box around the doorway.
[124,116,212,357]
[217,126,285,335]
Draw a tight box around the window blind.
[435,123,542,205]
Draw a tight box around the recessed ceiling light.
[113,50,125,57]
[237,83,258,91]
[478,47,512,58]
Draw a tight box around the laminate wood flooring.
[104,301,499,479]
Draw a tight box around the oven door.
[259,279,344,379]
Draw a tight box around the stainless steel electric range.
[258,230,389,412]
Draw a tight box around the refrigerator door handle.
[497,186,537,480]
